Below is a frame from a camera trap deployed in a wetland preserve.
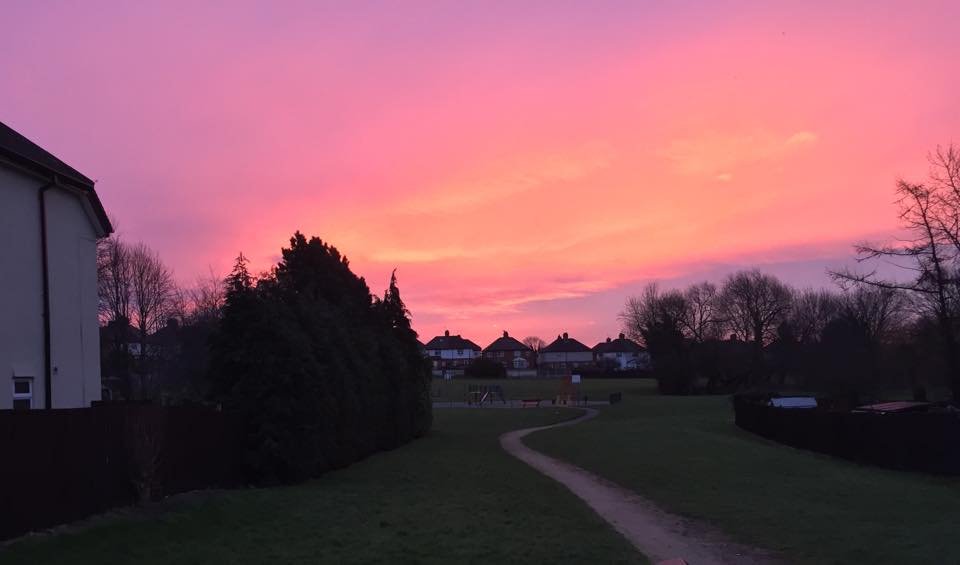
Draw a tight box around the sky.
[2,1,958,346]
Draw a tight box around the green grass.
[525,394,960,565]
[431,377,657,403]
[3,408,645,565]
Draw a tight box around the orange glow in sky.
[2,2,958,345]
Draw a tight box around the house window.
[457,349,463,355]
[12,378,32,411]
[616,352,623,358]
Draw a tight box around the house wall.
[598,351,635,370]
[46,186,102,407]
[428,348,480,378]
[483,349,536,369]
[0,165,102,409]
[596,351,653,370]
[0,166,45,409]
[537,351,594,377]
[430,348,479,361]
[539,351,594,365]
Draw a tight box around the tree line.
[97,234,225,401]
[620,274,921,395]
[623,145,960,399]
[98,231,432,484]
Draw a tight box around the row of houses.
[421,330,651,378]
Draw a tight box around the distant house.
[99,318,182,400]
[593,333,651,371]
[0,121,112,410]
[100,319,180,361]
[539,333,593,377]
[423,330,481,378]
[483,331,536,377]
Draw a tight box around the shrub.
[208,234,431,484]
[464,358,506,379]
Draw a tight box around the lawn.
[2,408,645,565]
[525,394,960,564]
[431,377,657,403]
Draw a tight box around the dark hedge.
[208,233,432,484]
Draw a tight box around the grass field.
[526,394,960,565]
[431,377,658,403]
[2,409,645,565]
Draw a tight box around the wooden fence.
[733,395,960,474]
[0,404,242,541]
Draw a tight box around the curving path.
[500,409,778,565]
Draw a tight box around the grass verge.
[431,377,657,403]
[3,408,645,565]
[525,394,960,564]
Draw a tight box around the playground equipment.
[466,384,507,405]
[555,374,583,406]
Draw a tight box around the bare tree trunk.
[128,242,175,400]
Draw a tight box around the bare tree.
[681,281,724,342]
[128,243,175,397]
[789,289,843,344]
[842,287,910,346]
[166,286,188,325]
[719,269,793,351]
[832,145,960,399]
[97,235,133,325]
[129,243,176,337]
[620,282,688,346]
[187,268,225,322]
[521,336,546,352]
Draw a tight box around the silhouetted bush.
[208,234,431,485]
[464,358,507,378]
[578,366,652,379]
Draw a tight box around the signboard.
[571,374,581,384]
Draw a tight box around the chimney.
[606,337,612,343]
[619,333,625,340]
[444,329,450,337]
[562,332,568,340]
[503,330,508,338]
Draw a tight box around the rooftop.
[593,333,644,354]
[541,332,592,354]
[423,330,482,352]
[0,121,112,235]
[484,331,532,352]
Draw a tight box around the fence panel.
[733,396,960,474]
[0,405,241,541]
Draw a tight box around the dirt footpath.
[500,409,779,565]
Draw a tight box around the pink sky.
[2,1,958,346]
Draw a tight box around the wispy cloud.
[395,144,614,214]
[660,130,819,176]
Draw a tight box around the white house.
[538,333,593,377]
[423,330,482,378]
[0,121,112,410]
[593,333,651,371]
